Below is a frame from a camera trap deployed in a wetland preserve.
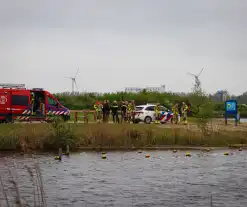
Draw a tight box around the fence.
[70,110,96,123]
[70,110,139,123]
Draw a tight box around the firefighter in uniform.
[39,98,45,116]
[98,101,103,122]
[172,103,179,124]
[120,101,127,123]
[125,101,129,122]
[94,100,102,123]
[154,103,161,124]
[130,100,136,123]
[31,93,35,115]
[34,97,42,116]
[127,101,132,123]
[111,100,119,123]
[181,102,188,125]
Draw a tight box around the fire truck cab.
[0,83,70,123]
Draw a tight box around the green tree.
[189,91,214,120]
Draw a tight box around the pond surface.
[0,149,247,207]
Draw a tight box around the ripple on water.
[0,150,247,206]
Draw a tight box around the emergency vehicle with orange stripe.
[0,83,70,123]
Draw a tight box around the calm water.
[226,118,247,123]
[0,150,247,207]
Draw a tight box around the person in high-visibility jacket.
[130,100,136,123]
[181,102,188,124]
[94,100,102,123]
[154,103,161,124]
[172,103,179,124]
[93,101,99,121]
[39,98,45,116]
[120,101,127,123]
[31,93,35,115]
[127,101,132,123]
[98,101,103,121]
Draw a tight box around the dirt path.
[158,119,247,132]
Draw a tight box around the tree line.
[54,90,247,118]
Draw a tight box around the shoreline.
[0,145,245,155]
[77,145,246,151]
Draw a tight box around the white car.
[134,104,173,124]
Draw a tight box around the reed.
[0,121,247,152]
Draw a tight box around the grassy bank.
[0,122,247,152]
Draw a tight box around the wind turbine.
[65,68,79,94]
[187,68,204,92]
[218,88,228,102]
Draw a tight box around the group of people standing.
[172,102,189,124]
[94,100,136,123]
[93,100,189,124]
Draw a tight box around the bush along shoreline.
[0,121,247,153]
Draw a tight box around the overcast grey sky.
[0,0,246,95]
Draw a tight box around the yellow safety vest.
[154,105,160,113]
[172,106,178,114]
[127,104,132,112]
[131,104,135,111]
[183,105,188,112]
[94,104,99,111]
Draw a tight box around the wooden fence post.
[74,112,78,123]
[93,111,96,122]
[85,111,89,123]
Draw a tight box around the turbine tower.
[65,68,79,94]
[188,68,204,92]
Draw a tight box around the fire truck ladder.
[0,83,26,89]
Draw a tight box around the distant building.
[125,85,166,93]
[125,87,142,93]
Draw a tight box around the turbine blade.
[198,68,204,76]
[65,76,72,79]
[75,68,79,77]
[187,72,196,77]
[74,80,78,90]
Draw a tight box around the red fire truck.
[0,83,70,123]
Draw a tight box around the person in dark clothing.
[111,100,119,123]
[102,100,110,123]
[33,96,41,115]
[106,100,110,122]
[120,101,127,123]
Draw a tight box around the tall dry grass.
[0,122,247,152]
